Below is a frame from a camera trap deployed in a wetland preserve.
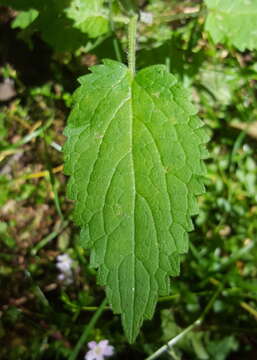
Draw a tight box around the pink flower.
[85,340,114,360]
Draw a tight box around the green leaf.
[11,9,39,29]
[1,0,113,50]
[63,60,208,342]
[205,0,257,50]
[65,0,109,38]
[198,65,241,106]
[0,0,88,51]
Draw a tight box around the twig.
[145,283,223,360]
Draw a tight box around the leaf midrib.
[129,73,136,341]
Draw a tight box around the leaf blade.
[64,60,208,342]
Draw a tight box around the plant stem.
[68,297,108,360]
[240,302,257,320]
[145,284,223,360]
[81,306,110,312]
[128,15,138,75]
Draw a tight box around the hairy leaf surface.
[205,0,257,50]
[64,60,208,342]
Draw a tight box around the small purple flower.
[85,340,114,360]
[56,254,73,273]
[56,253,73,285]
[140,11,153,25]
[57,272,73,285]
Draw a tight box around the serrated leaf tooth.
[186,217,194,232]
[170,223,189,253]
[168,252,181,275]
[189,115,204,129]
[188,194,200,215]
[200,145,210,159]
[155,268,170,295]
[195,126,211,143]
[188,175,205,195]
[200,161,208,175]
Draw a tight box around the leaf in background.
[205,0,257,51]
[198,66,241,106]
[0,0,90,51]
[11,9,39,29]
[206,335,238,360]
[63,60,208,342]
[37,8,86,52]
[65,0,109,38]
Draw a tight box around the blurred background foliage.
[0,0,257,359]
